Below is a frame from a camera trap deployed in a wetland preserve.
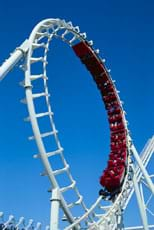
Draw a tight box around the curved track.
[21,18,135,229]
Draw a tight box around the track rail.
[21,18,134,229]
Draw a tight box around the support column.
[116,211,125,230]
[131,145,154,194]
[50,188,60,230]
[132,167,149,230]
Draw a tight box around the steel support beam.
[0,39,29,81]
[131,144,154,194]
[50,188,60,230]
[132,167,149,230]
[125,225,154,230]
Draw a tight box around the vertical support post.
[116,215,124,230]
[131,145,154,194]
[132,167,149,230]
[140,183,147,211]
[50,188,60,230]
[116,208,125,230]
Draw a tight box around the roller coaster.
[0,18,154,230]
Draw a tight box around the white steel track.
[23,18,132,229]
[24,19,95,229]
[22,18,152,229]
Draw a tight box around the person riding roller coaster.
[99,187,122,201]
[72,41,128,199]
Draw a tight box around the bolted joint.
[50,188,60,202]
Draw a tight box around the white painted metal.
[125,226,154,230]
[132,166,149,230]
[131,144,154,194]
[124,136,154,209]
[0,40,29,81]
[65,197,103,230]
[23,19,134,230]
[50,188,60,230]
[23,19,91,229]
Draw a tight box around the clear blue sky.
[0,0,154,228]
